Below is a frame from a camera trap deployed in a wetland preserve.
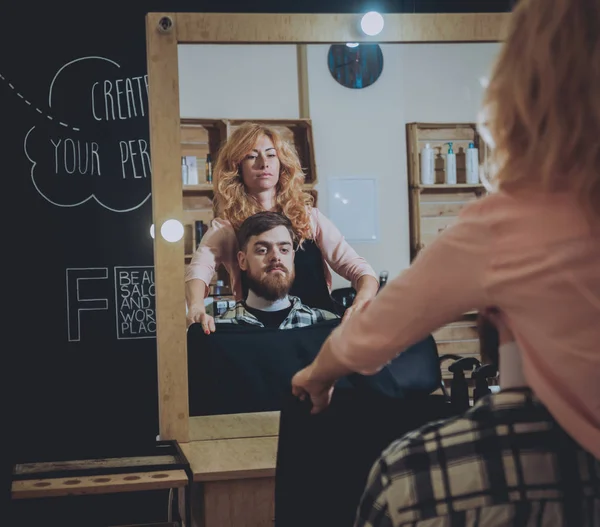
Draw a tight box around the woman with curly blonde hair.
[185,122,378,329]
[294,0,600,463]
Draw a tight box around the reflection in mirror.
[176,43,500,418]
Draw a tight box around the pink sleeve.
[184,219,237,294]
[313,208,378,287]
[328,200,493,374]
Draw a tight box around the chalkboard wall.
[2,0,515,464]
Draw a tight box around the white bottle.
[445,142,457,185]
[186,155,199,185]
[466,142,479,184]
[181,157,189,185]
[420,143,435,185]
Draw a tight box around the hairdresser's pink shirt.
[330,191,600,459]
[185,207,378,299]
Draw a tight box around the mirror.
[145,12,508,443]
[177,42,500,417]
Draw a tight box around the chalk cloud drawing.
[12,55,152,212]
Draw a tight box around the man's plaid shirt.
[356,388,600,527]
[216,295,338,329]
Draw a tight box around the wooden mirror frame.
[145,12,509,443]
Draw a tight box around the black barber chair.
[473,363,499,402]
[331,271,389,316]
[447,355,480,412]
[330,287,356,316]
[274,335,456,527]
[440,355,499,413]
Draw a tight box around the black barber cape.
[275,388,455,527]
[188,320,343,416]
[274,336,454,527]
[187,319,442,416]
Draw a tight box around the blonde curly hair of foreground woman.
[213,122,314,242]
[479,0,600,219]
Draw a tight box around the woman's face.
[239,135,281,195]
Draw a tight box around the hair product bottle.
[445,142,457,185]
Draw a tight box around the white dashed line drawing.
[0,70,81,132]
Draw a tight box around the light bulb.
[360,11,384,36]
[150,224,155,239]
[346,42,359,48]
[160,219,184,242]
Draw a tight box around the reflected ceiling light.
[150,224,155,239]
[360,11,384,36]
[346,42,359,48]
[160,219,184,242]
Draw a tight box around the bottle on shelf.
[212,280,234,315]
[466,142,479,184]
[214,279,224,297]
[420,143,435,185]
[186,155,199,185]
[195,220,205,249]
[445,142,457,184]
[206,153,213,184]
[181,157,188,185]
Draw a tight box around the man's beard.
[245,264,295,302]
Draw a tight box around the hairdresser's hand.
[187,306,216,333]
[291,364,335,414]
[342,297,372,321]
[343,275,379,321]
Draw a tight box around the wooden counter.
[182,413,280,526]
[188,411,279,442]
[181,436,278,482]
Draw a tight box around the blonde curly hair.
[479,0,600,219]
[213,122,314,241]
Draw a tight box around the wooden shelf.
[180,118,319,260]
[227,117,311,127]
[183,183,214,192]
[12,469,188,499]
[415,183,486,191]
[181,118,319,293]
[406,123,487,371]
[181,118,318,186]
[183,180,314,195]
[406,122,489,261]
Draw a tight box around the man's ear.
[237,251,248,271]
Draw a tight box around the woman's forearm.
[308,337,354,385]
[354,275,379,301]
[186,279,207,312]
